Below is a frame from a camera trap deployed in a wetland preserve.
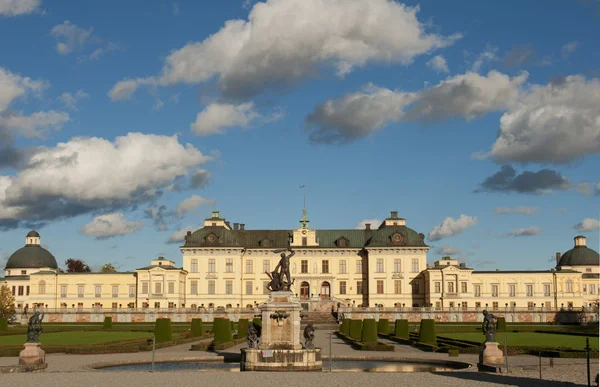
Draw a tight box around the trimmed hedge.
[213,318,233,344]
[361,319,378,343]
[497,317,506,332]
[191,319,205,337]
[154,318,172,343]
[448,348,460,357]
[0,318,7,331]
[252,317,262,328]
[418,319,437,345]
[394,319,409,339]
[103,317,112,330]
[238,319,249,338]
[339,319,350,336]
[349,319,363,341]
[351,341,395,351]
[377,319,390,335]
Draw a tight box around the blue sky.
[0,0,599,273]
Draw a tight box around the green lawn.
[0,331,153,346]
[440,332,599,350]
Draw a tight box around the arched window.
[190,304,197,309]
[566,280,573,293]
[38,281,46,294]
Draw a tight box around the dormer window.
[206,233,217,243]
[261,239,272,248]
[391,233,404,244]
[335,237,349,248]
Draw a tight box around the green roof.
[136,265,184,271]
[558,246,599,267]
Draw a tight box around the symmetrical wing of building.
[2,210,599,312]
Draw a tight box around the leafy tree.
[99,263,117,273]
[0,284,16,320]
[65,258,91,273]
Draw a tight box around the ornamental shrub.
[103,317,112,329]
[377,318,390,335]
[0,318,7,331]
[418,319,436,345]
[394,319,409,339]
[497,317,506,332]
[339,319,350,336]
[361,319,378,343]
[237,319,249,338]
[190,318,205,337]
[213,318,233,344]
[154,318,172,343]
[349,319,363,341]
[252,317,262,328]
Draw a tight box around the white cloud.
[0,0,40,16]
[50,21,94,55]
[435,245,461,256]
[0,132,212,228]
[562,41,578,59]
[426,55,449,73]
[503,226,543,237]
[493,206,538,215]
[354,218,382,230]
[0,67,48,111]
[87,42,120,61]
[79,212,144,239]
[59,89,89,110]
[167,225,194,244]
[469,45,498,72]
[0,110,69,138]
[573,218,600,232]
[110,0,460,101]
[175,194,215,217]
[428,214,477,241]
[108,78,151,101]
[190,102,259,136]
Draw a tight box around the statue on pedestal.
[247,322,260,349]
[303,323,315,349]
[482,310,497,342]
[266,248,295,292]
[26,311,44,343]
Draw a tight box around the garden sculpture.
[482,310,497,342]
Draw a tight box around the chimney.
[574,235,587,247]
[365,223,371,231]
[390,211,398,219]
[240,224,245,231]
[185,231,191,241]
[556,252,561,265]
[233,223,239,230]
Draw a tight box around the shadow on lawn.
[436,371,588,387]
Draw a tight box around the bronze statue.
[303,323,315,349]
[266,248,295,292]
[482,310,497,342]
[26,311,44,343]
[247,322,260,348]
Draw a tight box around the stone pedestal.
[478,341,504,366]
[19,343,46,366]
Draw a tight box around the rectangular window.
[376,258,384,273]
[412,280,419,294]
[527,301,534,310]
[461,282,467,293]
[208,280,215,295]
[78,285,84,298]
[154,302,160,309]
[526,284,533,296]
[449,302,455,308]
[60,285,67,298]
[246,281,253,295]
[168,282,175,294]
[583,284,587,293]
[474,285,481,297]
[245,260,253,274]
[376,280,384,294]
[492,302,499,310]
[339,281,346,295]
[226,258,233,272]
[491,284,499,297]
[208,259,216,273]
[435,302,441,308]
[263,281,269,294]
[394,259,401,273]
[545,301,551,308]
[339,260,347,274]
[411,258,419,273]
[475,302,481,308]
[95,285,101,297]
[322,260,329,274]
[190,280,198,295]
[543,284,551,296]
[154,282,162,295]
[302,237,307,246]
[510,301,517,308]
[141,282,148,294]
[356,281,363,294]
[566,281,573,293]
[112,302,118,309]
[508,284,516,297]
[112,285,119,297]
[263,260,270,274]
[356,259,363,274]
[129,285,136,297]
[77,302,83,310]
[26,286,30,296]
[448,282,455,293]
[17,286,23,296]
[39,282,46,294]
[461,302,468,309]
[301,260,308,273]
[12,286,15,296]
[394,280,402,294]
[226,280,233,295]
[191,259,198,273]
[434,282,440,293]
[590,284,596,294]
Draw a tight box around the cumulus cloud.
[503,226,543,237]
[493,206,538,215]
[572,182,600,196]
[167,225,194,244]
[0,133,212,229]
[0,0,40,16]
[190,102,259,136]
[144,205,173,231]
[426,55,449,73]
[110,0,460,101]
[503,45,537,68]
[354,218,382,230]
[50,21,94,55]
[435,245,461,256]
[573,218,600,232]
[80,212,144,239]
[175,195,215,217]
[475,166,570,194]
[59,90,89,110]
[468,45,498,73]
[0,67,48,111]
[428,215,477,241]
[0,110,69,138]
[188,169,211,189]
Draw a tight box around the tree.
[0,284,16,319]
[65,258,91,273]
[99,263,117,273]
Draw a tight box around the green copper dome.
[558,236,599,267]
[4,231,58,270]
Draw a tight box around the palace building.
[2,210,599,313]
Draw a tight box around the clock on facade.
[392,233,403,243]
[207,234,217,243]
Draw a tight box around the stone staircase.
[300,311,339,330]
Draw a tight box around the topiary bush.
[0,318,8,331]
[190,318,205,337]
[497,317,506,332]
[237,319,249,338]
[349,319,363,341]
[394,319,409,339]
[213,318,233,344]
[154,318,172,343]
[361,319,378,343]
[252,317,262,328]
[418,319,437,345]
[339,319,350,336]
[377,318,390,335]
[103,317,112,329]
